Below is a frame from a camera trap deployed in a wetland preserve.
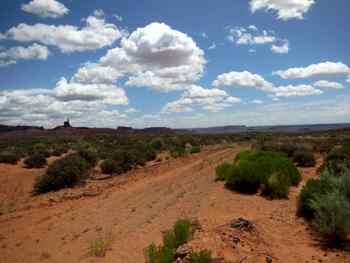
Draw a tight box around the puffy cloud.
[273,62,350,79]
[273,85,323,97]
[72,63,122,84]
[99,22,206,91]
[21,0,69,18]
[213,70,323,97]
[53,77,128,105]
[347,76,350,83]
[162,85,241,113]
[0,43,50,66]
[313,80,344,90]
[212,71,275,92]
[4,15,122,53]
[271,40,289,54]
[249,0,315,21]
[227,25,289,54]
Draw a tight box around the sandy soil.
[0,146,349,263]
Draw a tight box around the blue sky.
[0,0,349,128]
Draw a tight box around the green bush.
[100,159,117,174]
[189,250,213,263]
[51,145,68,156]
[170,146,186,158]
[215,163,233,181]
[262,172,291,199]
[222,151,301,198]
[33,154,90,194]
[225,161,261,194]
[149,138,163,151]
[24,153,47,168]
[311,191,350,243]
[0,151,20,164]
[144,219,193,263]
[293,150,316,167]
[190,146,201,154]
[78,147,98,167]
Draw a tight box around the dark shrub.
[293,150,316,167]
[170,146,186,158]
[0,151,20,164]
[100,159,117,174]
[190,146,201,154]
[34,154,90,194]
[32,143,51,158]
[189,250,213,263]
[78,147,98,167]
[225,161,261,194]
[149,138,163,151]
[24,153,47,168]
[52,145,68,156]
[215,163,233,181]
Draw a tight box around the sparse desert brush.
[89,233,112,257]
[293,149,316,167]
[33,153,90,194]
[51,145,69,156]
[144,219,194,263]
[24,153,47,168]
[170,146,186,158]
[149,138,163,151]
[77,147,98,167]
[0,151,20,164]
[311,191,350,244]
[100,159,117,174]
[189,250,213,263]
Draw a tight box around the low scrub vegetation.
[24,153,47,168]
[190,145,201,154]
[100,159,118,175]
[89,234,112,257]
[0,151,20,164]
[144,219,198,263]
[293,149,316,167]
[188,250,213,263]
[298,147,350,245]
[217,150,301,198]
[33,153,90,194]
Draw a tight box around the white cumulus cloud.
[313,80,344,90]
[162,85,240,113]
[4,15,122,53]
[271,40,289,54]
[249,0,315,21]
[21,0,69,18]
[0,43,50,66]
[273,62,350,79]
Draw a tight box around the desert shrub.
[170,146,186,158]
[77,147,98,167]
[149,138,163,151]
[324,146,350,175]
[190,146,201,154]
[100,159,117,174]
[293,150,316,167]
[222,151,300,198]
[33,154,90,194]
[0,151,20,164]
[31,143,51,158]
[311,191,350,243]
[89,234,112,257]
[215,163,234,181]
[144,243,174,263]
[189,250,213,263]
[51,145,68,156]
[262,172,291,199]
[225,161,261,194]
[144,219,193,263]
[24,153,47,168]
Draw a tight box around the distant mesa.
[53,119,72,130]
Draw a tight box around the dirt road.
[0,146,348,263]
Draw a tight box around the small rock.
[266,256,273,263]
[230,217,254,232]
[175,244,190,258]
